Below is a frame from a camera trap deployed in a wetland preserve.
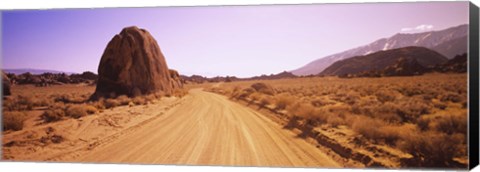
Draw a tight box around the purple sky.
[1,2,469,77]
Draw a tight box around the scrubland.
[208,73,468,168]
[2,84,187,131]
[2,73,468,168]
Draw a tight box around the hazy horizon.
[2,2,469,77]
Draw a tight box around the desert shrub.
[285,102,301,117]
[54,94,85,104]
[3,111,28,131]
[344,92,360,105]
[397,86,424,97]
[3,95,35,111]
[274,94,293,110]
[430,112,467,135]
[351,96,379,114]
[396,97,432,122]
[251,82,275,95]
[2,97,17,111]
[375,89,397,103]
[417,116,431,131]
[84,105,98,114]
[91,99,106,110]
[288,102,316,120]
[310,96,335,107]
[326,114,345,127]
[376,112,402,124]
[104,98,120,109]
[249,92,262,103]
[331,91,360,105]
[65,105,89,119]
[132,96,147,105]
[42,109,65,122]
[351,116,386,139]
[116,95,131,106]
[367,102,403,123]
[359,86,376,97]
[285,115,301,129]
[350,116,409,144]
[310,107,331,124]
[259,95,272,108]
[31,96,53,107]
[154,91,165,99]
[53,94,69,103]
[326,104,351,116]
[237,88,255,99]
[397,131,465,167]
[173,89,188,97]
[144,94,157,103]
[230,86,242,98]
[432,100,447,110]
[16,95,35,110]
[440,92,463,103]
[418,87,438,101]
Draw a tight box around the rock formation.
[382,57,428,76]
[169,69,183,88]
[2,72,11,96]
[92,26,181,99]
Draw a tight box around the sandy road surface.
[76,89,340,167]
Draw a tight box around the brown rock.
[92,26,179,99]
[2,72,11,96]
[168,69,183,89]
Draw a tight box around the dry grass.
[274,94,293,110]
[132,96,147,105]
[173,89,188,97]
[116,95,131,106]
[209,73,468,166]
[104,98,120,109]
[3,111,28,131]
[65,105,88,119]
[259,95,272,108]
[251,82,275,95]
[42,109,66,123]
[397,130,466,167]
[3,84,185,131]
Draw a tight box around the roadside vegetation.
[3,84,188,130]
[208,73,468,168]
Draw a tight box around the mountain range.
[319,46,448,76]
[291,24,468,76]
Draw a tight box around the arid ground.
[2,73,468,169]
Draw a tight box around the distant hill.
[181,75,239,83]
[181,71,296,83]
[248,71,296,80]
[319,47,448,76]
[4,68,76,75]
[432,53,467,73]
[291,24,468,76]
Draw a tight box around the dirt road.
[77,89,340,167]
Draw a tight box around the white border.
[0,0,478,172]
[0,0,472,10]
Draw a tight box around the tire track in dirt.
[69,89,341,167]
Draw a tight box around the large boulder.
[92,26,180,99]
[2,72,11,96]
